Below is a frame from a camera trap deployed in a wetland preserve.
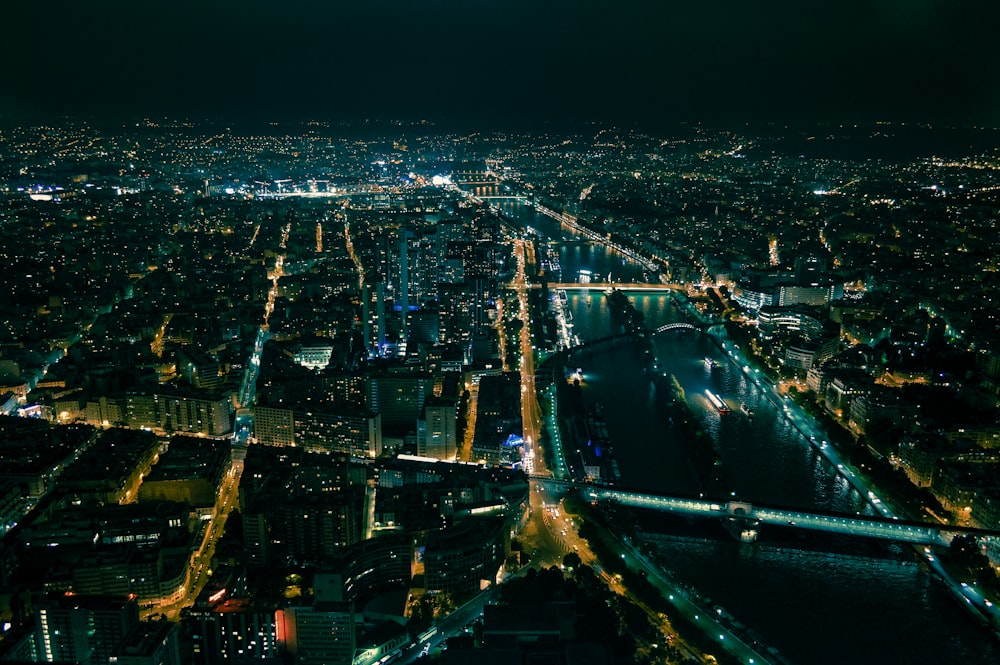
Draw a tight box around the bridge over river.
[537,318,715,366]
[533,478,1000,547]
[538,282,682,292]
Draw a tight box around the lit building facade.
[281,601,356,665]
[126,392,232,437]
[34,593,139,665]
[423,516,506,595]
[190,600,281,664]
[417,397,458,460]
[254,405,382,458]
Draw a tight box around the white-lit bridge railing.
[588,488,725,519]
[751,508,948,546]
[551,482,952,547]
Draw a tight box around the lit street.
[5,41,1000,664]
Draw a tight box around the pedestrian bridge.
[532,478,1000,547]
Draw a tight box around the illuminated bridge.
[652,322,705,334]
[534,312,711,368]
[531,478,1000,547]
[541,282,682,292]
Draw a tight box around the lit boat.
[706,390,731,414]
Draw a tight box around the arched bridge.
[651,322,705,334]
[532,477,1000,547]
[536,322,711,370]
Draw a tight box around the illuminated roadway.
[502,200,791,661]
[146,222,290,619]
[508,237,719,660]
[149,459,243,620]
[513,238,545,476]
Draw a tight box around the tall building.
[471,275,493,340]
[328,533,413,604]
[437,222,467,285]
[254,404,382,457]
[295,409,382,457]
[406,309,440,347]
[437,282,475,347]
[125,392,232,437]
[398,230,412,324]
[177,347,226,391]
[253,406,295,447]
[395,229,439,318]
[423,517,506,595]
[367,373,429,435]
[190,599,280,664]
[242,484,366,567]
[34,593,140,665]
[362,281,387,356]
[418,396,458,460]
[282,601,356,665]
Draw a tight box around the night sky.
[3,0,999,127]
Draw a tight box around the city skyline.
[2,119,1000,663]
[4,1,1000,127]
[4,2,1000,660]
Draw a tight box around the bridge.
[533,305,711,368]
[547,323,708,361]
[652,321,707,334]
[538,282,682,292]
[454,173,510,199]
[532,478,1000,547]
[530,203,663,272]
[453,170,500,185]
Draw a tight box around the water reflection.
[500,201,998,664]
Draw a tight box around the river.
[496,199,999,664]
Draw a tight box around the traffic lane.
[621,540,772,665]
[397,588,498,665]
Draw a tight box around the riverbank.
[500,198,1000,663]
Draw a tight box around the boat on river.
[706,390,731,414]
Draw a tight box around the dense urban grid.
[1,119,1000,664]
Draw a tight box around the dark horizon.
[4,1,1000,129]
